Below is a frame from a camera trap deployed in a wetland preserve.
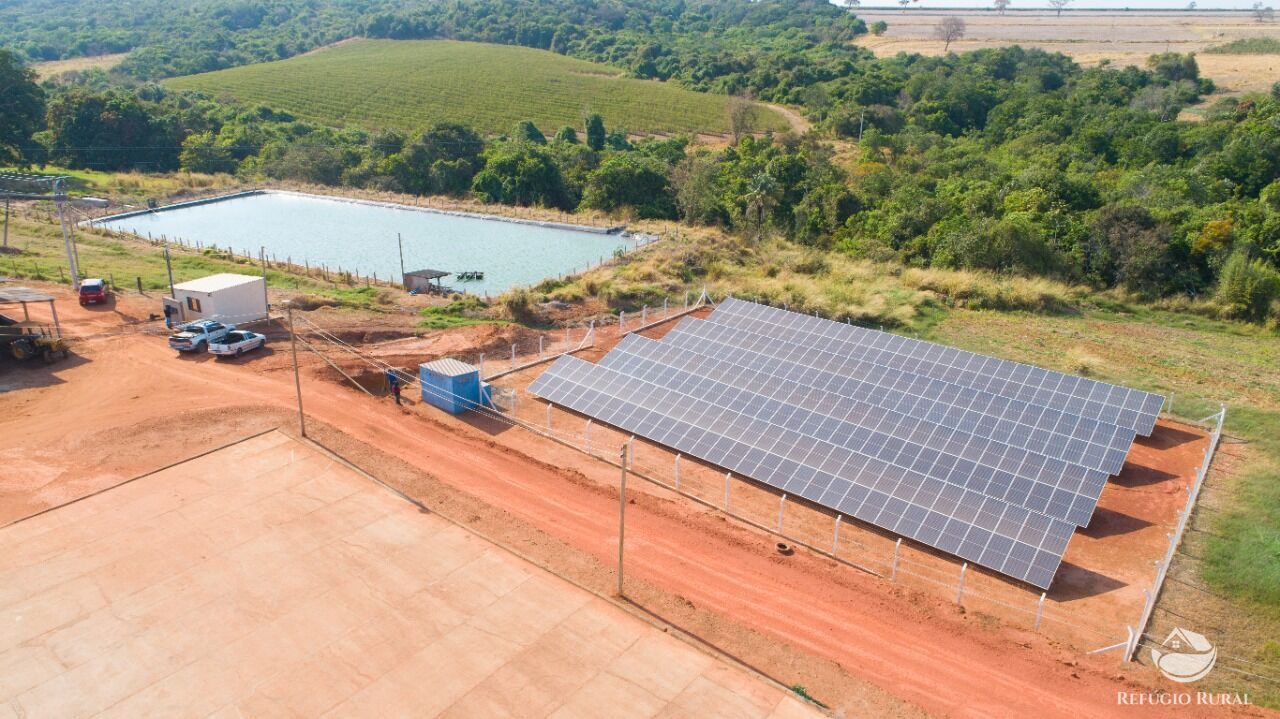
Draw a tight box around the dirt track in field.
[0,284,1267,718]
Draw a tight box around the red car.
[78,278,110,306]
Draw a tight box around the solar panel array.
[529,299,1163,589]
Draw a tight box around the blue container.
[419,358,484,414]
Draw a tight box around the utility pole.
[2,196,9,249]
[397,232,406,287]
[858,108,866,142]
[259,246,269,312]
[55,179,79,288]
[287,304,306,437]
[617,443,628,597]
[163,244,175,298]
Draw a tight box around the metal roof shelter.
[530,298,1165,589]
[0,286,60,336]
[403,269,451,294]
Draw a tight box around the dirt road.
[0,286,1265,718]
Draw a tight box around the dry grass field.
[856,10,1280,97]
[31,52,128,80]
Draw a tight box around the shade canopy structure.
[0,286,60,336]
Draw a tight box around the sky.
[849,1,1265,8]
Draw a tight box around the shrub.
[1215,251,1280,322]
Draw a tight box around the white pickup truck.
[168,319,235,352]
[208,330,266,358]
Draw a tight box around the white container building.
[170,273,268,324]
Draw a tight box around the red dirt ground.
[0,284,1264,718]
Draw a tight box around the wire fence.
[283,286,1243,667]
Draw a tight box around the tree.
[580,154,676,218]
[585,113,606,151]
[898,0,910,12]
[1253,2,1275,22]
[933,17,966,52]
[513,120,547,145]
[1186,1,1196,9]
[871,20,889,35]
[553,126,579,144]
[385,123,485,196]
[0,50,46,165]
[993,0,1011,14]
[470,142,571,209]
[727,95,755,143]
[842,0,861,9]
[1049,0,1071,16]
[179,131,236,174]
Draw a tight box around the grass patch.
[165,39,788,136]
[1204,37,1280,54]
[418,295,499,329]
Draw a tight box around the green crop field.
[165,39,788,137]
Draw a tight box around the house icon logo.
[1150,628,1217,683]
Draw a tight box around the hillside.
[165,39,788,137]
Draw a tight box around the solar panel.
[665,318,1134,475]
[530,355,1073,588]
[602,334,1106,525]
[712,298,1165,436]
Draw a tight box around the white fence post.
[891,538,901,581]
[546,402,552,430]
[564,326,570,349]
[585,419,592,452]
[723,473,730,510]
[641,305,647,325]
[1034,592,1046,632]
[627,435,635,468]
[956,563,967,605]
[510,343,516,369]
[832,515,841,553]
[777,494,787,531]
[674,454,681,490]
[684,290,689,309]
[538,335,544,358]
[619,311,625,334]
[478,353,484,378]
[663,297,668,317]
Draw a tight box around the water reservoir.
[93,191,635,296]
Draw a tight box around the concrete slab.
[0,431,821,719]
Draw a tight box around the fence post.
[585,419,592,452]
[546,402,552,430]
[619,311,625,334]
[663,297,668,317]
[832,515,842,553]
[956,563,967,605]
[674,454,681,490]
[628,436,635,468]
[891,538,901,581]
[641,305,647,325]
[564,326,570,348]
[777,494,787,531]
[511,343,516,369]
[684,290,689,309]
[539,335,544,358]
[479,353,484,378]
[723,473,731,510]
[1034,592,1046,632]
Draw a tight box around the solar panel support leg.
[723,473,731,510]
[1034,592,1046,632]
[674,454,681,490]
[777,494,787,531]
[891,538,901,581]
[832,515,842,553]
[956,563,967,605]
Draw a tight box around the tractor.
[0,314,69,364]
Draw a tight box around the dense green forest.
[2,0,1279,323]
